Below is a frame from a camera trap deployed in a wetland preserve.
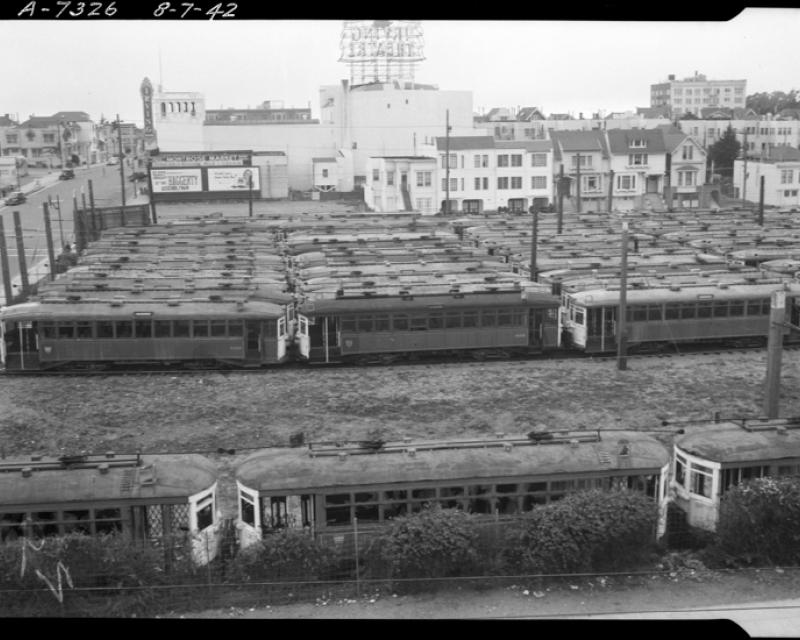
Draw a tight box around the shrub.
[228,528,334,582]
[369,504,480,580]
[716,476,800,565]
[503,489,658,574]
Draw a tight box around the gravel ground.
[3,349,799,458]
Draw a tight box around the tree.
[746,90,800,115]
[707,125,741,178]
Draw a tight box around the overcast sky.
[2,9,799,125]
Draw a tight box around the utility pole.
[146,158,157,224]
[557,164,564,234]
[444,109,451,215]
[743,128,749,205]
[575,153,582,213]
[12,211,29,298]
[764,289,786,418]
[607,169,615,213]
[116,114,126,207]
[758,175,765,226]
[42,202,56,281]
[529,204,538,282]
[0,216,13,304]
[617,221,629,371]
[248,172,253,218]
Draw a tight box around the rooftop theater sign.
[339,20,425,84]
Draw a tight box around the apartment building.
[651,72,746,118]
[733,146,800,208]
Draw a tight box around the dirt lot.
[3,350,799,458]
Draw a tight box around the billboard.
[207,167,260,192]
[151,169,202,193]
[153,151,251,167]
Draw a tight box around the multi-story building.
[650,72,747,118]
[3,112,95,167]
[364,136,553,214]
[605,129,668,209]
[549,130,611,212]
[733,146,800,207]
[659,125,709,208]
[677,113,800,160]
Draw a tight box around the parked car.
[59,169,75,180]
[106,157,120,166]
[4,191,26,206]
[129,171,147,182]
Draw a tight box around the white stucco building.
[734,146,800,208]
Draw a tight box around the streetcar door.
[2,320,39,370]
[528,309,543,349]
[277,317,287,361]
[296,315,310,358]
[189,486,219,565]
[245,321,261,359]
[237,483,262,549]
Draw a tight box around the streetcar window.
[325,494,350,505]
[94,508,123,534]
[410,316,428,331]
[193,321,209,337]
[664,304,680,320]
[341,316,357,332]
[196,501,214,531]
[41,322,57,338]
[240,496,255,527]
[462,311,478,328]
[355,492,378,503]
[746,300,763,316]
[115,321,132,338]
[675,454,686,487]
[96,322,113,338]
[383,490,407,501]
[632,306,648,322]
[357,316,373,332]
[762,299,773,314]
[355,503,380,522]
[690,463,713,499]
[696,302,712,319]
[513,310,526,325]
[712,301,729,318]
[154,321,172,337]
[76,322,93,339]
[210,321,227,337]
[481,310,497,327]
[135,320,152,338]
[525,482,547,492]
[778,464,799,476]
[57,323,75,339]
[382,501,407,520]
[497,310,513,326]
[263,321,277,339]
[497,496,519,515]
[0,513,25,542]
[32,512,59,537]
[63,509,91,534]
[439,486,464,498]
[574,309,585,325]
[647,305,663,321]
[445,312,462,328]
[393,314,409,330]
[729,300,745,316]
[680,303,696,319]
[468,485,492,514]
[173,320,190,337]
[428,313,443,329]
[411,488,436,500]
[325,506,351,526]
[374,314,390,331]
[522,494,547,510]
[550,480,576,492]
[228,321,244,337]
[496,483,518,494]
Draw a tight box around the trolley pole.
[557,164,564,234]
[42,202,57,281]
[607,169,615,213]
[764,290,786,419]
[146,158,157,224]
[529,204,538,282]
[0,217,13,304]
[12,211,29,298]
[248,173,253,218]
[575,153,582,214]
[617,221,629,371]
[742,129,748,205]
[758,175,765,226]
[88,179,99,233]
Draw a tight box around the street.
[0,163,139,294]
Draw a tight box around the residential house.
[659,125,710,208]
[364,155,437,213]
[605,128,668,210]
[549,130,611,212]
[733,146,800,208]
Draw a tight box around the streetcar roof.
[567,282,798,306]
[676,419,800,464]
[235,432,669,494]
[0,454,217,508]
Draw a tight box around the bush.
[369,504,480,580]
[503,489,658,574]
[228,528,334,582]
[716,476,800,565]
